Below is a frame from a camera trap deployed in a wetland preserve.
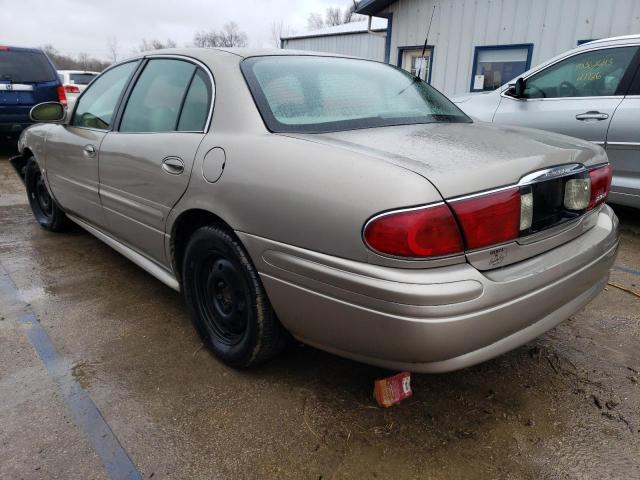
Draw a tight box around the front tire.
[25,158,70,232]
[182,225,289,368]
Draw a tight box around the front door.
[45,61,139,227]
[494,46,639,145]
[98,58,212,266]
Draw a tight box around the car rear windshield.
[241,56,471,134]
[0,50,56,83]
[70,73,97,85]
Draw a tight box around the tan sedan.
[14,49,619,372]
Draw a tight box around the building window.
[397,46,434,83]
[578,39,598,45]
[470,44,533,92]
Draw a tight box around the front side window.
[523,47,638,99]
[241,56,470,134]
[120,59,196,133]
[471,45,532,92]
[72,61,138,130]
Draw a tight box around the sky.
[0,0,353,60]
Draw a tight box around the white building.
[281,18,389,62]
[286,0,640,96]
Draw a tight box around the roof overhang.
[356,0,396,15]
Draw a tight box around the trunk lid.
[287,122,607,199]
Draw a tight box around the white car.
[57,70,99,103]
[452,35,640,208]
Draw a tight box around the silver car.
[454,35,640,208]
[14,49,619,372]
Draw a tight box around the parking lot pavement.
[0,146,638,480]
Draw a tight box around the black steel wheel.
[25,157,70,232]
[182,224,289,368]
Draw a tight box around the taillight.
[588,164,612,209]
[363,203,464,258]
[0,46,9,51]
[64,84,80,93]
[57,85,68,107]
[449,187,521,250]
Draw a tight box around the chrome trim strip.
[448,185,517,203]
[67,213,180,292]
[606,141,640,148]
[518,163,586,185]
[0,83,34,91]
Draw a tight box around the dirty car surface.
[15,48,620,372]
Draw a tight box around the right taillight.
[363,203,464,258]
[588,164,612,209]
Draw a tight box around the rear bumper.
[238,205,619,372]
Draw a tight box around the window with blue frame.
[470,44,533,92]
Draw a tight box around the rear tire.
[25,157,70,232]
[182,224,289,368]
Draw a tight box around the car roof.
[584,34,640,46]
[128,47,356,63]
[0,45,46,54]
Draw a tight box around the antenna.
[416,4,436,81]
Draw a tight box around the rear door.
[493,45,639,146]
[0,48,59,129]
[45,61,139,227]
[98,57,213,265]
[606,55,640,207]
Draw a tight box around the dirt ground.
[1,143,638,480]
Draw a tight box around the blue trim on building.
[470,43,534,92]
[384,13,393,63]
[356,0,395,15]
[397,45,435,83]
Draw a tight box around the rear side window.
[177,69,211,131]
[524,47,638,98]
[72,61,138,130]
[0,50,56,83]
[70,73,97,85]
[120,59,196,133]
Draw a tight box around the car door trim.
[112,54,216,134]
[66,212,180,291]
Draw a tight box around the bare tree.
[77,52,89,70]
[325,7,343,26]
[41,44,109,71]
[106,37,119,63]
[307,12,324,30]
[307,3,364,30]
[193,22,248,48]
[270,19,294,48]
[139,38,177,52]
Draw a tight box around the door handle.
[575,111,609,121]
[161,157,184,175]
[83,144,96,158]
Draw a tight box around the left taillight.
[449,187,521,251]
[363,203,464,258]
[588,164,612,210]
[57,85,68,107]
[64,84,80,93]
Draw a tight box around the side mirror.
[513,77,526,98]
[30,102,66,123]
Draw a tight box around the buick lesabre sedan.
[14,49,619,372]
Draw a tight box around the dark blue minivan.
[0,46,65,138]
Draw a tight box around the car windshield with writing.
[241,56,471,134]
